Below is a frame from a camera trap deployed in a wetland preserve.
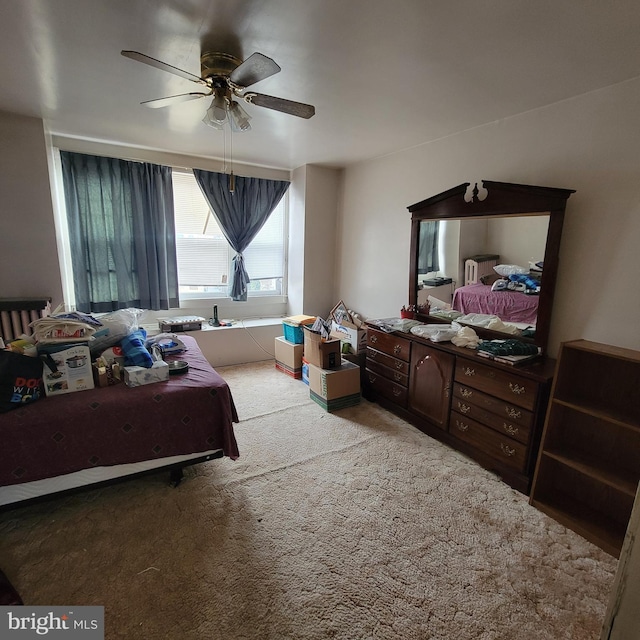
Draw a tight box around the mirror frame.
[408,180,575,352]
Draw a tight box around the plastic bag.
[89,308,146,355]
[493,264,528,276]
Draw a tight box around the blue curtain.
[418,220,440,274]
[60,152,179,312]
[193,170,290,301]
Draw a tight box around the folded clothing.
[477,339,539,356]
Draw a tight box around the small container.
[168,360,189,375]
[282,315,316,344]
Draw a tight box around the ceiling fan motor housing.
[200,52,242,81]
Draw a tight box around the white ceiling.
[2,0,640,171]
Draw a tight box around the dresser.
[365,325,556,494]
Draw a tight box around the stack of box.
[274,315,315,379]
[304,320,360,411]
[274,309,363,412]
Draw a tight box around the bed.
[451,283,539,325]
[0,335,239,508]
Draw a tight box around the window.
[172,170,287,300]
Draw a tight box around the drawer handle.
[368,374,377,384]
[392,387,402,397]
[393,344,402,355]
[503,423,519,436]
[460,388,473,399]
[463,367,475,376]
[458,402,471,414]
[500,443,516,457]
[455,420,469,432]
[370,334,378,344]
[369,350,377,359]
[395,361,403,370]
[506,407,521,420]
[509,382,526,395]
[393,372,403,382]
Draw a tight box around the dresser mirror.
[408,181,575,352]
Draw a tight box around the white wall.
[0,111,63,304]
[338,77,640,356]
[303,164,342,319]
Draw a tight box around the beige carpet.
[0,360,617,639]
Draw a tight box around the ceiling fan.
[121,49,316,132]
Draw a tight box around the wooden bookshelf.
[530,340,640,557]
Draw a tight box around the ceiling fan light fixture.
[202,111,224,129]
[229,100,252,132]
[202,92,229,129]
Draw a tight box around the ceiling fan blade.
[141,92,210,108]
[121,50,207,86]
[229,53,281,88]
[244,93,315,119]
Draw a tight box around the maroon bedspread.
[0,335,239,487]
[452,283,539,324]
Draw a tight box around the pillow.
[120,328,153,368]
[493,264,528,277]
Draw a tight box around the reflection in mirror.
[408,181,574,352]
[416,215,550,337]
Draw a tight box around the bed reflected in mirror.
[417,215,550,337]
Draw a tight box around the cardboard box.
[330,320,367,355]
[124,360,169,387]
[308,360,361,399]
[41,344,95,396]
[274,336,304,378]
[308,360,361,412]
[303,327,341,370]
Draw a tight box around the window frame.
[52,147,290,316]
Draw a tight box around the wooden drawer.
[366,347,410,375]
[450,411,528,473]
[455,357,539,411]
[367,329,411,362]
[366,358,409,387]
[366,368,408,408]
[453,383,532,444]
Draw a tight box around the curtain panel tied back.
[193,170,290,301]
[60,151,179,312]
